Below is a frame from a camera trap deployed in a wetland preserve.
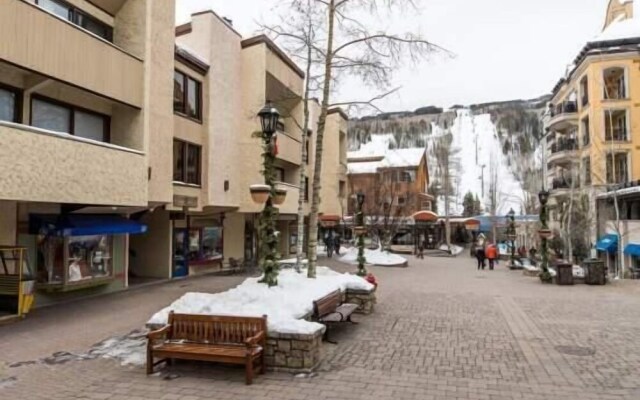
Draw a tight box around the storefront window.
[36,235,113,285]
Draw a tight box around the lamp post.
[249,102,285,287]
[538,189,552,282]
[354,191,367,277]
[507,208,516,267]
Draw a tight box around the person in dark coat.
[333,235,341,256]
[476,245,486,270]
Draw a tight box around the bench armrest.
[244,331,265,347]
[147,324,171,341]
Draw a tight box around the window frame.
[35,0,113,42]
[0,82,23,124]
[173,139,202,186]
[603,109,629,142]
[173,69,203,123]
[606,152,629,185]
[29,94,110,142]
[602,66,628,101]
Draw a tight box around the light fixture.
[258,102,280,139]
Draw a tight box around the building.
[347,134,432,216]
[0,0,175,305]
[544,0,640,263]
[0,2,348,311]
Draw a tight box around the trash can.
[556,263,574,285]
[583,259,606,285]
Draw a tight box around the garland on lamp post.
[507,208,516,267]
[538,189,553,283]
[251,103,285,287]
[355,191,367,277]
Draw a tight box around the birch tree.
[270,0,446,278]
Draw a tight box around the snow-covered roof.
[592,13,640,42]
[347,134,426,174]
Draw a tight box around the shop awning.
[29,214,148,237]
[595,234,618,253]
[624,244,640,257]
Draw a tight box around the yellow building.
[545,0,640,264]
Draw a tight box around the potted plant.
[272,188,287,205]
[249,184,270,204]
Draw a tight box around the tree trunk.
[307,0,336,278]
[295,28,313,273]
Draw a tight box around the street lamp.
[507,208,516,267]
[250,102,285,287]
[537,189,552,282]
[354,191,367,277]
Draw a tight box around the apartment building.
[0,0,174,305]
[0,2,348,309]
[544,0,640,264]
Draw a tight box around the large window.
[31,96,109,142]
[173,140,202,185]
[603,67,627,100]
[36,0,113,41]
[581,116,590,147]
[604,110,628,141]
[173,70,202,121]
[583,157,591,185]
[606,153,629,185]
[339,180,346,198]
[580,76,589,107]
[0,85,20,123]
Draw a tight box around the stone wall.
[344,287,377,315]
[265,328,324,372]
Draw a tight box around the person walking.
[333,235,341,256]
[486,242,497,270]
[475,244,486,270]
[417,242,425,259]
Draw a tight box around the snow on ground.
[439,244,464,256]
[339,247,407,266]
[89,330,148,366]
[147,267,373,335]
[431,110,524,215]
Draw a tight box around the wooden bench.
[146,312,267,384]
[312,290,358,343]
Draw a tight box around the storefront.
[172,215,224,277]
[24,214,146,304]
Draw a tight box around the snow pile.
[593,13,640,42]
[339,247,407,266]
[439,244,464,256]
[147,268,373,335]
[430,110,524,215]
[89,330,147,366]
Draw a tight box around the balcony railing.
[552,177,573,190]
[551,138,578,153]
[550,101,578,117]
[605,128,628,142]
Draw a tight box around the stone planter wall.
[265,328,324,372]
[344,288,377,315]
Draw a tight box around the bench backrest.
[313,290,342,318]
[0,275,20,295]
[167,312,266,345]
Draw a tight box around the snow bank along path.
[339,247,407,266]
[148,267,373,335]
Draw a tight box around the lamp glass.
[258,102,280,136]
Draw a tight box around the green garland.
[539,197,552,283]
[357,233,367,277]
[258,138,280,287]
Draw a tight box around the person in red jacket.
[485,243,498,270]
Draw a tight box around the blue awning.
[596,234,618,253]
[624,244,640,257]
[29,214,147,237]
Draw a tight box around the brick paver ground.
[2,254,640,399]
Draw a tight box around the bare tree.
[431,131,459,248]
[269,0,446,278]
[487,157,502,242]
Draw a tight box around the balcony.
[0,0,143,108]
[550,176,575,196]
[548,101,578,130]
[547,138,578,165]
[275,182,302,215]
[275,130,302,166]
[0,122,147,206]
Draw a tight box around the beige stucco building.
[0,1,347,310]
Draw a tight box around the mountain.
[348,95,549,216]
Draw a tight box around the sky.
[176,0,610,112]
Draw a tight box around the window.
[580,76,589,107]
[173,70,202,121]
[31,96,109,142]
[173,140,201,185]
[399,170,416,183]
[304,177,309,202]
[581,116,590,147]
[583,157,591,185]
[339,180,346,198]
[36,0,113,41]
[304,140,310,164]
[0,86,20,123]
[604,110,628,141]
[275,167,286,183]
[603,67,626,100]
[606,153,628,185]
[397,196,406,206]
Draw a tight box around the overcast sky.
[176,0,609,112]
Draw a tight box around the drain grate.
[555,345,596,357]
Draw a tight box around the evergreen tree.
[462,191,475,217]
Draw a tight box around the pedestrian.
[333,235,341,256]
[529,246,537,260]
[417,243,425,259]
[475,244,486,270]
[486,242,497,270]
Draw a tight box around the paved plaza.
[2,255,640,399]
